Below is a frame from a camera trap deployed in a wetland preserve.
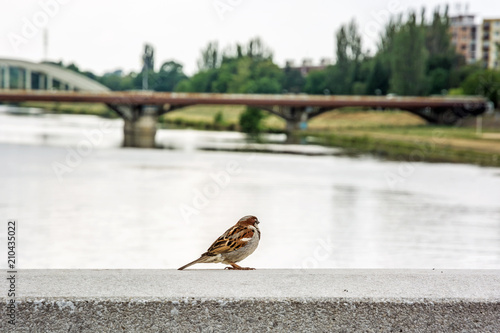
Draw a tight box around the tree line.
[60,6,499,107]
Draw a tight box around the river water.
[1,108,500,269]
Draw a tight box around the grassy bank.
[305,110,500,167]
[307,129,500,167]
[158,104,284,132]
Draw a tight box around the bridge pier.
[285,109,308,132]
[123,114,158,148]
[281,106,310,143]
[285,120,303,143]
[109,105,160,148]
[261,105,320,143]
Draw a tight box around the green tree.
[134,70,155,90]
[245,77,281,94]
[333,19,363,94]
[390,12,428,95]
[425,6,452,57]
[424,6,455,95]
[336,20,362,66]
[462,70,500,108]
[371,17,402,95]
[153,61,187,92]
[174,79,191,92]
[428,68,449,95]
[227,57,252,93]
[197,41,221,71]
[181,37,281,94]
[66,63,80,73]
[175,70,217,92]
[99,70,124,91]
[97,70,137,91]
[324,65,349,94]
[213,111,225,128]
[365,57,390,95]
[239,107,266,135]
[450,63,483,88]
[119,73,136,90]
[245,37,273,60]
[377,17,402,55]
[282,65,305,93]
[246,58,283,93]
[304,70,328,94]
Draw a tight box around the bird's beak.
[255,220,260,225]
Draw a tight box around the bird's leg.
[225,263,255,270]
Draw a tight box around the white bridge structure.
[0,58,108,91]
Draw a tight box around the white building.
[481,18,500,69]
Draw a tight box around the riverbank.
[307,128,500,167]
[308,110,500,167]
[172,107,500,167]
[18,102,500,167]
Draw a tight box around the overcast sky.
[1,0,498,75]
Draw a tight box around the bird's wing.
[204,225,255,255]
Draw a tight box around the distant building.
[285,58,332,76]
[449,15,479,64]
[481,18,500,69]
[450,15,500,69]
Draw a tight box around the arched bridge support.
[107,103,188,148]
[107,104,160,148]
[259,105,331,142]
[407,105,487,126]
[282,106,310,133]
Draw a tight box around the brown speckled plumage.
[178,215,261,270]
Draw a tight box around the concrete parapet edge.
[1,269,499,332]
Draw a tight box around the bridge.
[0,58,109,91]
[0,58,490,148]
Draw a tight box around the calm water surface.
[1,110,500,269]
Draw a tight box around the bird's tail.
[178,256,208,270]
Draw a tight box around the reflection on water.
[0,111,499,269]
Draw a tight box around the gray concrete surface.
[1,269,499,332]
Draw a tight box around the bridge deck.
[0,90,488,110]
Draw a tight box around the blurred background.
[0,0,499,269]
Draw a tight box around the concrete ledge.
[1,269,499,332]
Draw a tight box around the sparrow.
[178,215,261,270]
